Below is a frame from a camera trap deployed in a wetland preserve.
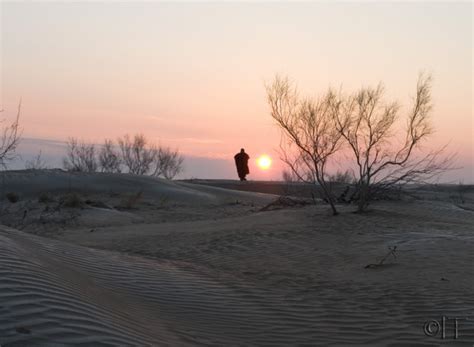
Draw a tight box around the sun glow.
[256,155,272,170]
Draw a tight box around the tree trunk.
[328,199,339,216]
[318,178,339,215]
[357,182,369,212]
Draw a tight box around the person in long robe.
[234,148,250,181]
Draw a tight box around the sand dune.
[59,202,474,345]
[1,226,279,346]
[0,170,277,234]
[1,170,276,206]
[1,171,473,345]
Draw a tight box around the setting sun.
[256,155,272,170]
[0,3,472,346]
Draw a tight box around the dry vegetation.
[63,134,184,179]
[25,151,47,170]
[1,171,473,345]
[0,102,22,169]
[266,73,454,214]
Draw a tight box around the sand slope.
[1,226,282,346]
[59,202,474,346]
[1,171,474,345]
[2,202,474,345]
[0,170,277,235]
[1,170,276,206]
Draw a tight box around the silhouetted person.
[234,148,250,181]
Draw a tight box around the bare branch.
[266,75,345,215]
[151,146,184,180]
[118,134,156,175]
[0,101,23,169]
[333,73,454,211]
[63,138,98,172]
[118,134,184,179]
[99,139,121,173]
[25,151,47,170]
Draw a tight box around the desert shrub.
[84,199,111,209]
[118,134,155,175]
[61,193,83,208]
[63,137,98,172]
[120,191,143,209]
[282,169,295,182]
[118,134,184,179]
[328,170,354,184]
[456,182,470,204]
[281,169,297,196]
[266,76,344,215]
[6,192,19,203]
[38,192,54,203]
[150,146,184,179]
[0,102,22,169]
[25,151,47,170]
[333,73,453,212]
[99,139,121,173]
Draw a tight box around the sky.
[1,1,472,181]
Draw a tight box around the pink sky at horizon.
[1,2,472,181]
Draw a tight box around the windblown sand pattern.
[2,218,474,346]
[1,172,473,345]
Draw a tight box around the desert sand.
[1,170,473,346]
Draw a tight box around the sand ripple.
[1,225,473,346]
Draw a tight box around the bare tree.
[281,169,298,197]
[99,139,121,173]
[327,170,354,184]
[282,169,296,183]
[151,146,184,179]
[25,151,47,170]
[63,137,98,172]
[266,75,345,215]
[118,134,156,175]
[333,73,454,212]
[0,102,22,169]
